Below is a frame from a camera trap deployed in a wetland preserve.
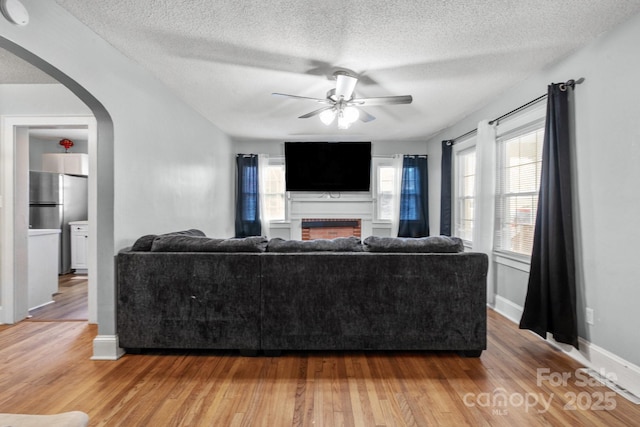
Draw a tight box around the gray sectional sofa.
[117,232,488,357]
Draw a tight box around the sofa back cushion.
[266,236,363,252]
[131,229,206,251]
[363,235,464,253]
[150,235,268,252]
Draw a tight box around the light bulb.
[337,114,350,129]
[319,109,336,125]
[343,106,360,124]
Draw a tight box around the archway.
[0,37,119,359]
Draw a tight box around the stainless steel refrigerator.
[29,171,88,274]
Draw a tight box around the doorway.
[1,116,97,324]
[26,125,91,322]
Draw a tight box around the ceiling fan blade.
[298,106,334,119]
[351,95,413,106]
[358,108,376,123]
[335,73,358,100]
[272,93,333,104]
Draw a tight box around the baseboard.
[493,295,523,324]
[91,335,125,360]
[490,296,640,401]
[546,336,640,402]
[28,300,55,311]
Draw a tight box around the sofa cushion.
[267,236,363,252]
[150,235,268,252]
[131,229,206,251]
[363,235,464,253]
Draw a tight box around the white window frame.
[372,156,398,223]
[262,155,287,222]
[452,136,476,248]
[493,103,546,263]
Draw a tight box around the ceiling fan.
[272,71,413,129]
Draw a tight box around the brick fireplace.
[301,218,362,240]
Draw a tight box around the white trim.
[371,221,392,228]
[28,300,54,311]
[546,337,640,401]
[495,102,546,137]
[86,119,98,324]
[0,116,16,324]
[268,221,291,228]
[91,335,125,360]
[493,295,524,324]
[490,304,640,400]
[494,252,531,273]
[452,133,476,153]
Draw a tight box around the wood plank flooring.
[1,310,639,426]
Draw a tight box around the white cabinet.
[70,221,88,273]
[28,229,61,310]
[42,153,89,176]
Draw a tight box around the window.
[495,126,544,256]
[455,147,476,243]
[373,156,401,222]
[262,162,286,221]
[377,165,395,220]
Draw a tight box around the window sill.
[494,251,531,273]
[267,221,290,228]
[372,221,392,227]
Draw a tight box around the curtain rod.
[446,78,583,145]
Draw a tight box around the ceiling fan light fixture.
[337,115,350,130]
[319,108,336,125]
[273,70,412,129]
[343,106,360,123]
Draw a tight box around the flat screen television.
[284,141,371,192]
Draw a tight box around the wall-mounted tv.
[284,141,371,192]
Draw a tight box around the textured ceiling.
[5,1,640,142]
[0,48,56,83]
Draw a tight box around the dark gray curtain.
[440,140,453,236]
[519,83,578,349]
[235,154,262,237]
[398,155,429,237]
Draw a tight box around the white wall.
[29,136,89,171]
[233,138,427,157]
[233,138,428,240]
[426,12,640,368]
[0,83,91,199]
[1,1,234,355]
[0,84,91,115]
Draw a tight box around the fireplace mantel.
[264,193,392,240]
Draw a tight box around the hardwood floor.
[1,310,639,426]
[28,274,88,321]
